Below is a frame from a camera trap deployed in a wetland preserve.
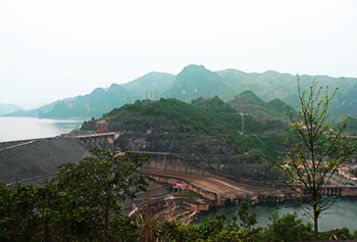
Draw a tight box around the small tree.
[0,149,147,241]
[282,77,356,240]
[237,201,257,233]
[51,149,148,241]
[262,212,313,241]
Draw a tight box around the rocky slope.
[80,98,285,181]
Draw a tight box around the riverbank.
[143,168,357,227]
[195,197,357,232]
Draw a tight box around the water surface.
[197,198,357,232]
[0,117,85,142]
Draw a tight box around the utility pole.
[240,112,247,135]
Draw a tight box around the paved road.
[0,140,38,152]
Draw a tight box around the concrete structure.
[140,168,288,208]
[0,132,120,185]
[0,137,91,185]
[96,120,107,133]
[74,132,120,149]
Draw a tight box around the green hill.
[162,65,236,102]
[330,84,357,120]
[45,84,132,118]
[7,72,175,119]
[8,101,59,117]
[122,72,176,100]
[102,97,288,163]
[218,69,357,110]
[230,90,289,123]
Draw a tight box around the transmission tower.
[240,112,248,134]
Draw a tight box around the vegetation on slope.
[346,117,357,135]
[218,69,357,111]
[162,64,236,102]
[331,84,357,119]
[6,64,357,121]
[104,97,288,163]
[230,90,290,122]
[122,71,176,100]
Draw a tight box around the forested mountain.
[217,69,357,109]
[8,72,175,118]
[162,65,235,102]
[121,72,176,100]
[6,64,357,120]
[45,84,131,118]
[0,103,23,115]
[9,84,131,118]
[230,90,289,123]
[8,101,60,118]
[331,84,357,119]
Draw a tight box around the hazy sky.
[1,0,357,108]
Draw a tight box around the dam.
[0,132,119,185]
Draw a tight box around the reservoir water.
[198,198,357,232]
[0,116,85,142]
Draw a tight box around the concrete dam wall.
[0,137,91,185]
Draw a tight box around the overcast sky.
[1,0,357,108]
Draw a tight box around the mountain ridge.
[6,64,357,120]
[0,103,24,115]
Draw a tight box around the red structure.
[96,120,107,133]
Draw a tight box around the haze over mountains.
[0,103,23,115]
[7,64,357,120]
